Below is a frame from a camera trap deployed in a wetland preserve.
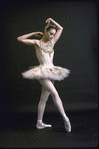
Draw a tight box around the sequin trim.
[50,68,62,75]
[40,40,54,57]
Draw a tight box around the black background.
[0,0,98,113]
[0,0,98,148]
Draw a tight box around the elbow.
[61,27,63,30]
[17,37,22,42]
[61,27,63,34]
[58,27,63,31]
[17,37,20,41]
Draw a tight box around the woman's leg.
[37,87,50,121]
[36,80,54,129]
[39,79,71,132]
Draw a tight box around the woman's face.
[45,28,56,41]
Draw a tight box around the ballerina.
[17,18,71,132]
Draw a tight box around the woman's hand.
[46,18,52,24]
[34,32,44,37]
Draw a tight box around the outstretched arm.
[46,18,63,44]
[17,32,43,45]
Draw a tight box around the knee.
[39,98,47,104]
[51,91,58,98]
[40,94,50,103]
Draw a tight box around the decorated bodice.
[40,40,54,57]
[36,40,54,67]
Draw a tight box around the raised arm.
[46,18,63,44]
[17,32,43,45]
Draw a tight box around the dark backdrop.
[0,0,98,113]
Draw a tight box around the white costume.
[22,40,70,81]
[21,40,71,132]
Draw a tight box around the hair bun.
[45,23,56,29]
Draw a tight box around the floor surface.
[0,109,98,148]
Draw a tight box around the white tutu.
[21,40,70,81]
[22,65,70,81]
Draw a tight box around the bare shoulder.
[34,39,40,46]
[34,39,41,50]
[35,39,41,48]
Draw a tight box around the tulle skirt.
[22,65,70,81]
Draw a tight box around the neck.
[41,36,49,43]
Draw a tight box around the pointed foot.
[64,117,71,132]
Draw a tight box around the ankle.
[37,120,42,123]
[63,116,69,121]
